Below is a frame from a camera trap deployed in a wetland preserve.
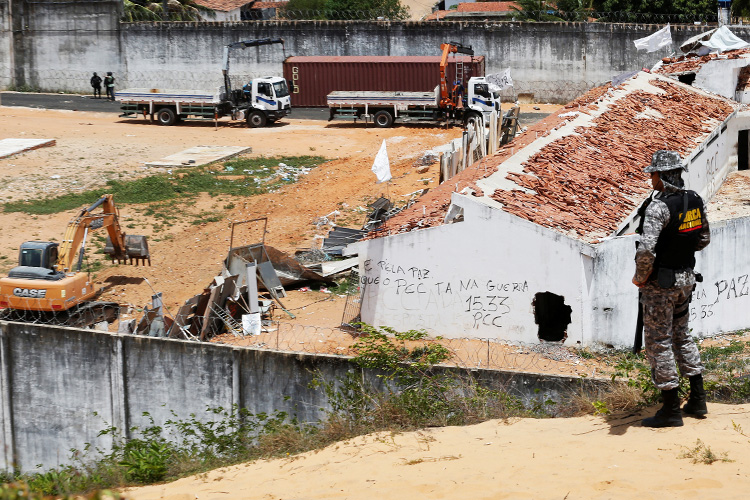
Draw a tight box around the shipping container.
[283,56,486,107]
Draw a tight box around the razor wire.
[4,297,750,380]
[206,320,616,377]
[0,1,727,25]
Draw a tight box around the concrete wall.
[0,1,10,89]
[4,0,122,91]
[4,2,750,102]
[0,320,597,472]
[352,193,750,349]
[350,193,596,345]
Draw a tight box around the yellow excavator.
[0,194,150,327]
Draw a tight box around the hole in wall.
[677,73,696,86]
[739,130,749,171]
[532,292,572,343]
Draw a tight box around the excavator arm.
[56,194,149,273]
[439,42,474,109]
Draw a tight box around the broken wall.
[349,194,596,345]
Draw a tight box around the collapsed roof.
[376,72,737,243]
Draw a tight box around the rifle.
[633,291,643,354]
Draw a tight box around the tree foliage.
[284,0,410,19]
[511,0,564,21]
[732,0,750,17]
[592,0,716,17]
[123,0,215,22]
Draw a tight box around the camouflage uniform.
[634,172,710,391]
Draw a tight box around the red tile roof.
[376,74,736,242]
[655,48,750,75]
[457,2,519,12]
[192,0,253,12]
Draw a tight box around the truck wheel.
[464,112,482,128]
[373,110,394,128]
[156,108,177,126]
[247,111,267,128]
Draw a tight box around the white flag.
[371,140,391,184]
[486,68,513,90]
[634,24,672,53]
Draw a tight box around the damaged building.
[347,71,750,349]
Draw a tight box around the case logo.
[12,288,47,298]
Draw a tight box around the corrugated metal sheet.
[283,56,486,107]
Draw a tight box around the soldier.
[632,150,710,428]
[90,72,102,99]
[104,72,116,101]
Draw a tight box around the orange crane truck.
[0,194,150,328]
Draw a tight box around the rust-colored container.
[283,56,486,107]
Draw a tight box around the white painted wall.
[694,58,750,99]
[348,194,596,345]
[684,111,736,201]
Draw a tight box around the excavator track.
[0,302,120,329]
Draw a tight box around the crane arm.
[439,42,474,109]
[222,38,286,99]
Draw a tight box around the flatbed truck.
[116,38,291,128]
[327,76,501,128]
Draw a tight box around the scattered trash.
[299,286,311,292]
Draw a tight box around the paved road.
[0,91,548,125]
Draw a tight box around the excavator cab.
[7,242,65,281]
[0,194,151,322]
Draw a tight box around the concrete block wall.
[5,1,750,102]
[0,320,596,472]
[0,1,10,89]
[0,322,344,472]
[4,0,122,91]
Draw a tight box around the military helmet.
[644,150,687,173]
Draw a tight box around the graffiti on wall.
[690,273,749,323]
[362,258,530,330]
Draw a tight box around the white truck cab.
[244,76,292,127]
[465,76,502,122]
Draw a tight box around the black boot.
[642,388,684,427]
[683,374,708,417]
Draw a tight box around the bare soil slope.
[0,106,463,313]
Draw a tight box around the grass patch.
[678,439,733,465]
[2,156,326,215]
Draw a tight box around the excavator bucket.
[104,235,151,265]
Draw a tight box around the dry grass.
[564,382,645,416]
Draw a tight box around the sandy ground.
[124,404,750,500]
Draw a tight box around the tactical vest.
[638,190,705,271]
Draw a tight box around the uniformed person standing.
[632,150,711,428]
